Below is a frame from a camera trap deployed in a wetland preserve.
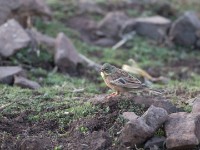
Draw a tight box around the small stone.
[165,112,200,149]
[78,0,104,15]
[122,112,139,121]
[141,105,168,130]
[0,66,25,85]
[94,38,117,47]
[14,76,41,90]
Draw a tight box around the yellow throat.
[101,72,105,79]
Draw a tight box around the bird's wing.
[110,76,142,89]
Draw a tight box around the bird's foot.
[106,92,119,99]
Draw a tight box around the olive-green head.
[100,63,116,75]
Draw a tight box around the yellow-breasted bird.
[100,63,161,96]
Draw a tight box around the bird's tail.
[141,84,163,95]
[146,88,163,95]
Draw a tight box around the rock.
[144,136,166,149]
[119,105,168,147]
[0,0,51,27]
[92,131,112,150]
[192,97,200,113]
[26,28,55,53]
[67,16,98,43]
[141,105,168,130]
[169,11,200,47]
[19,136,53,150]
[17,0,51,17]
[126,94,178,114]
[97,12,129,39]
[122,112,139,121]
[0,0,20,25]
[121,16,171,41]
[94,37,117,47]
[78,0,104,15]
[0,66,25,85]
[89,131,112,150]
[133,96,179,114]
[54,32,82,72]
[196,39,200,49]
[165,112,200,149]
[14,76,41,90]
[151,1,177,17]
[90,94,178,114]
[0,19,31,57]
[153,99,178,114]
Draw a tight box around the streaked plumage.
[100,63,147,95]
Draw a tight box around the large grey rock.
[169,11,200,47]
[119,105,168,147]
[97,12,129,39]
[165,112,200,149]
[14,76,41,90]
[0,0,51,26]
[0,66,25,85]
[0,0,20,25]
[0,19,31,57]
[121,16,171,41]
[54,32,82,71]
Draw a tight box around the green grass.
[1,0,200,141]
[0,72,100,130]
[171,0,200,12]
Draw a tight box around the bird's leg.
[111,91,118,96]
[106,91,120,98]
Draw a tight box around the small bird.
[100,63,161,96]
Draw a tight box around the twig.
[112,31,136,50]
[79,54,101,71]
[72,88,85,93]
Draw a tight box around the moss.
[0,71,99,129]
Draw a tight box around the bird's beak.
[99,68,104,73]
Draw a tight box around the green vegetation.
[0,72,99,131]
[1,0,200,130]
[1,0,200,149]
